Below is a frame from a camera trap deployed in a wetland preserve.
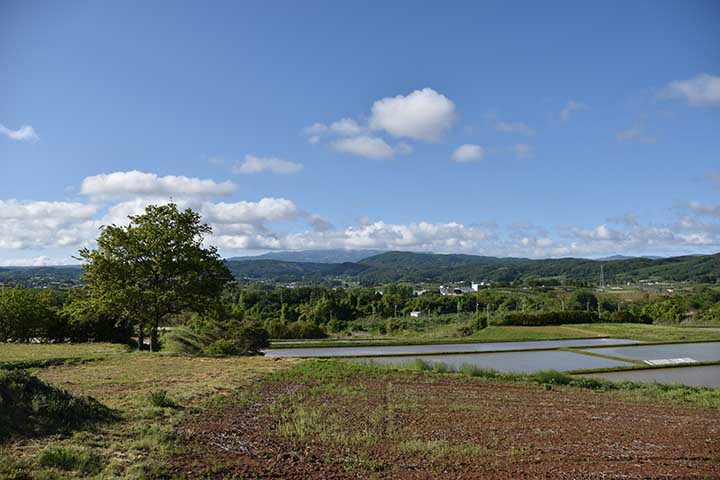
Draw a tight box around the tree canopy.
[78,203,233,350]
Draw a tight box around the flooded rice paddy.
[267,339,720,386]
[265,338,639,357]
[580,365,720,388]
[362,349,634,373]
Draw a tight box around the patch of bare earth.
[167,373,720,479]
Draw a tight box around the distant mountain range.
[224,250,720,284]
[2,250,718,286]
[228,249,385,264]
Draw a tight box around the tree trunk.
[150,326,159,352]
[138,327,145,351]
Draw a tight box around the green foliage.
[0,370,114,440]
[77,203,233,351]
[0,288,55,342]
[570,290,598,311]
[163,320,270,356]
[147,390,178,408]
[37,446,102,474]
[498,310,600,326]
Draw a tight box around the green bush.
[607,310,653,324]
[147,390,178,408]
[498,310,599,326]
[0,370,114,441]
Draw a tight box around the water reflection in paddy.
[580,365,720,388]
[266,338,639,357]
[359,349,634,373]
[581,342,720,363]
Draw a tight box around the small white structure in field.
[410,311,425,318]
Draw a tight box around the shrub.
[0,370,114,440]
[497,310,599,326]
[147,390,178,408]
[607,310,653,324]
[286,321,327,339]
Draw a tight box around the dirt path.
[168,372,720,479]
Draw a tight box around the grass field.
[0,349,297,479]
[0,343,128,363]
[2,322,719,479]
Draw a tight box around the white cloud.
[452,144,484,162]
[0,200,98,220]
[0,200,100,249]
[666,73,720,107]
[332,136,398,160]
[512,143,532,159]
[0,256,76,267]
[80,170,236,199]
[232,155,303,175]
[616,125,656,143]
[201,198,298,224]
[303,123,328,136]
[369,88,456,142]
[329,118,365,136]
[0,124,38,141]
[560,100,588,121]
[688,201,720,217]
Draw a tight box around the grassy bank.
[271,322,720,348]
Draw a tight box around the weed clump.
[0,369,114,441]
[148,390,178,408]
[37,446,102,474]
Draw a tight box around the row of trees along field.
[1,204,720,347]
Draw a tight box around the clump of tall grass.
[37,446,102,474]
[147,390,178,408]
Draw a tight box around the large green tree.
[78,203,233,351]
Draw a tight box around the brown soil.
[167,373,720,479]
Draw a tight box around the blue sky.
[1,0,719,265]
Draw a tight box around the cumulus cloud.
[329,118,365,136]
[80,171,236,199]
[0,124,38,141]
[688,201,720,217]
[332,136,398,160]
[512,143,532,159]
[666,73,720,107]
[369,88,456,142]
[0,200,100,249]
[616,125,656,144]
[232,155,303,175]
[303,118,366,144]
[201,198,298,224]
[452,144,484,162]
[560,100,588,121]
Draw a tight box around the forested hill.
[1,251,718,286]
[225,251,719,284]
